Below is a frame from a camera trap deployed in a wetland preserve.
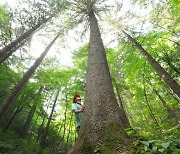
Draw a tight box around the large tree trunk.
[0,33,60,123]
[0,16,53,64]
[68,5,132,154]
[122,30,180,98]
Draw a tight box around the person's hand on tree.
[81,103,85,111]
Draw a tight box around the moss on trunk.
[68,123,132,154]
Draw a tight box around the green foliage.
[0,129,40,154]
[0,4,11,46]
[0,5,9,21]
[133,138,180,154]
[168,0,180,21]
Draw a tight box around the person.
[72,94,84,133]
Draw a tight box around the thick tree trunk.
[69,6,132,154]
[0,33,60,123]
[0,16,53,64]
[40,90,59,150]
[0,39,27,64]
[122,30,180,98]
[19,103,37,137]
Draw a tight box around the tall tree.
[0,0,69,64]
[122,30,180,98]
[69,1,132,153]
[0,16,52,64]
[0,33,60,123]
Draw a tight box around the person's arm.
[72,103,83,113]
[74,109,83,113]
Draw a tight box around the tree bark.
[122,30,180,98]
[69,4,132,153]
[0,33,60,123]
[0,39,27,64]
[0,16,53,64]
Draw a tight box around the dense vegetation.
[0,0,179,153]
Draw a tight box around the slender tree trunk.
[37,99,51,142]
[37,116,46,142]
[144,83,163,136]
[3,106,24,132]
[153,89,178,120]
[51,123,64,153]
[62,94,69,142]
[19,103,37,137]
[0,33,60,124]
[0,16,53,64]
[166,61,180,75]
[161,48,180,75]
[116,87,130,127]
[122,30,180,98]
[69,3,132,153]
[40,90,59,150]
[163,38,180,47]
[65,112,73,153]
[19,86,43,137]
[30,113,40,140]
[169,92,180,104]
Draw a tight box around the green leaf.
[140,141,149,146]
[161,142,170,149]
[152,146,158,151]
[144,145,148,151]
[158,148,165,153]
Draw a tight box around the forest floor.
[0,126,180,154]
[0,129,41,154]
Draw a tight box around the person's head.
[73,94,81,103]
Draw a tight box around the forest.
[0,0,179,153]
